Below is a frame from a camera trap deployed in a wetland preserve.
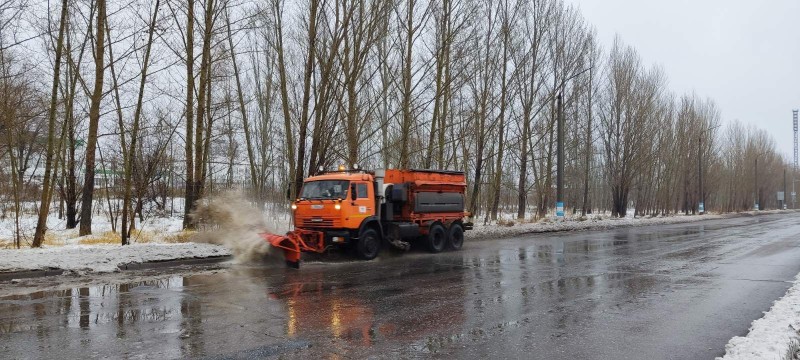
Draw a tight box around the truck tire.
[447,223,464,250]
[356,228,381,260]
[426,223,446,253]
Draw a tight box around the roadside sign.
[556,202,564,217]
[699,202,704,214]
[778,192,785,201]
[754,203,759,211]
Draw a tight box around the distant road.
[2,213,799,359]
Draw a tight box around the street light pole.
[554,66,592,218]
[784,168,787,210]
[698,136,703,214]
[696,125,719,214]
[754,157,759,210]
[556,93,564,217]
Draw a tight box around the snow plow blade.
[260,229,325,269]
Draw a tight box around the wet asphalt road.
[2,213,800,359]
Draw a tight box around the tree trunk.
[398,0,415,169]
[78,0,107,236]
[183,0,196,229]
[227,9,258,194]
[121,0,159,245]
[490,13,510,221]
[581,59,593,216]
[294,0,319,190]
[64,13,91,229]
[32,0,69,247]
[273,0,296,198]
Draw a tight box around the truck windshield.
[299,180,350,200]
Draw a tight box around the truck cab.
[293,172,378,244]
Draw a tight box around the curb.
[0,269,65,282]
[117,255,231,270]
[0,255,232,283]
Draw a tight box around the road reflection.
[0,221,745,358]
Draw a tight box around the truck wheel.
[356,228,381,260]
[447,223,464,250]
[426,223,446,253]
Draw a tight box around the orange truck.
[261,168,473,268]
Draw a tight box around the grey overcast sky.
[567,0,800,160]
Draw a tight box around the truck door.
[352,182,375,218]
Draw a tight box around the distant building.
[7,165,122,190]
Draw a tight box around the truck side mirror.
[350,184,357,201]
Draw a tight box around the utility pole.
[784,168,787,210]
[697,125,719,214]
[553,67,592,218]
[556,93,564,217]
[698,136,703,214]
[794,110,798,171]
[754,157,759,210]
[794,110,799,208]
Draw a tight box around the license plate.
[311,205,324,209]
[310,218,323,222]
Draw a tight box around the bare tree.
[597,37,665,217]
[120,0,160,245]
[78,0,107,236]
[32,0,69,247]
[182,0,196,229]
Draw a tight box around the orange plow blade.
[260,229,325,268]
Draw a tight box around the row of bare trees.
[0,0,794,248]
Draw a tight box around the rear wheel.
[356,228,381,260]
[447,223,464,250]
[426,223,446,253]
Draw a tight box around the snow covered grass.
[0,212,189,247]
[0,243,231,274]
[0,199,293,248]
[465,209,795,240]
[0,194,291,275]
[717,272,800,360]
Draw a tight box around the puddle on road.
[0,277,185,334]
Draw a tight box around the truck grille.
[300,217,339,228]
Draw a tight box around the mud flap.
[389,239,411,251]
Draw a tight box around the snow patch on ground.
[0,213,188,246]
[0,206,291,247]
[0,243,231,274]
[465,210,792,240]
[717,272,800,360]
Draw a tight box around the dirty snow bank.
[0,243,231,274]
[717,272,800,360]
[466,210,795,240]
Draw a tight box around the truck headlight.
[291,203,297,210]
[334,203,341,210]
